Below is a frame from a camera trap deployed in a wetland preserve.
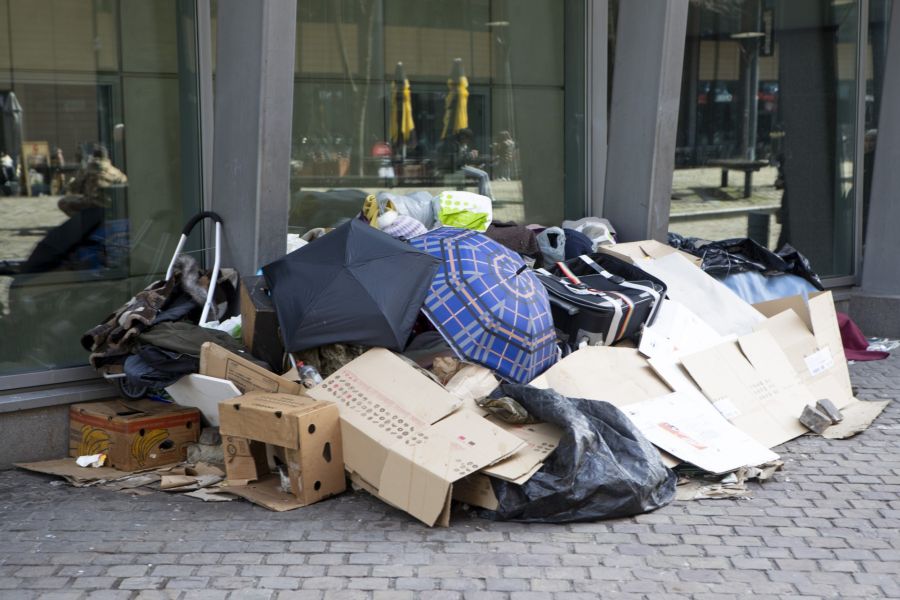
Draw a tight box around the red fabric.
[837,312,889,361]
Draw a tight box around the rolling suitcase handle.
[164,211,224,326]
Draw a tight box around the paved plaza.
[0,353,898,600]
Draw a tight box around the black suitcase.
[536,253,666,349]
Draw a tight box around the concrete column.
[602,0,689,242]
[211,0,297,276]
[853,1,900,336]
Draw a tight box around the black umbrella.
[262,219,440,352]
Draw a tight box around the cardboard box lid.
[200,342,302,396]
[70,399,200,434]
[309,349,524,526]
[218,392,333,449]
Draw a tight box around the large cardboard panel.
[637,253,765,336]
[680,332,812,448]
[69,400,200,471]
[200,343,303,396]
[309,349,523,526]
[529,346,672,403]
[165,374,241,426]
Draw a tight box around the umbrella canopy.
[263,219,440,352]
[441,58,469,140]
[389,62,415,146]
[410,227,558,383]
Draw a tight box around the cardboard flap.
[480,419,562,482]
[756,308,854,410]
[219,392,325,448]
[310,349,460,426]
[200,342,302,395]
[530,346,672,403]
[808,292,853,397]
[378,452,453,527]
[222,474,308,512]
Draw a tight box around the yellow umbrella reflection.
[390,62,415,149]
[441,58,469,140]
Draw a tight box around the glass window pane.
[669,0,860,279]
[289,0,582,234]
[0,1,204,377]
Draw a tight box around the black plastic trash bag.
[667,233,824,290]
[483,384,677,523]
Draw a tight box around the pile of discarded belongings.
[17,194,891,526]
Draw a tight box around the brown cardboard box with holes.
[218,392,345,511]
[69,400,200,471]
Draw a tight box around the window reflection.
[290,0,576,233]
[670,0,862,279]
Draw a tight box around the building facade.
[0,0,897,465]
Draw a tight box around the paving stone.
[1,356,899,600]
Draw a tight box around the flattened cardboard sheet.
[822,400,890,439]
[638,253,765,336]
[15,458,137,484]
[680,332,813,448]
[530,346,672,403]
[622,390,779,474]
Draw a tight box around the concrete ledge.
[0,380,118,468]
[850,290,900,338]
[0,404,70,469]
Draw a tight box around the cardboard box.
[200,342,303,396]
[69,400,200,471]
[218,392,346,511]
[308,349,525,527]
[240,276,285,371]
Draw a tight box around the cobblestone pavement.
[1,355,898,600]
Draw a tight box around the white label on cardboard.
[804,347,834,377]
[713,397,741,420]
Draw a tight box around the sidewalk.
[1,354,898,600]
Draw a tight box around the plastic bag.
[376,191,436,229]
[433,190,492,232]
[482,384,677,523]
